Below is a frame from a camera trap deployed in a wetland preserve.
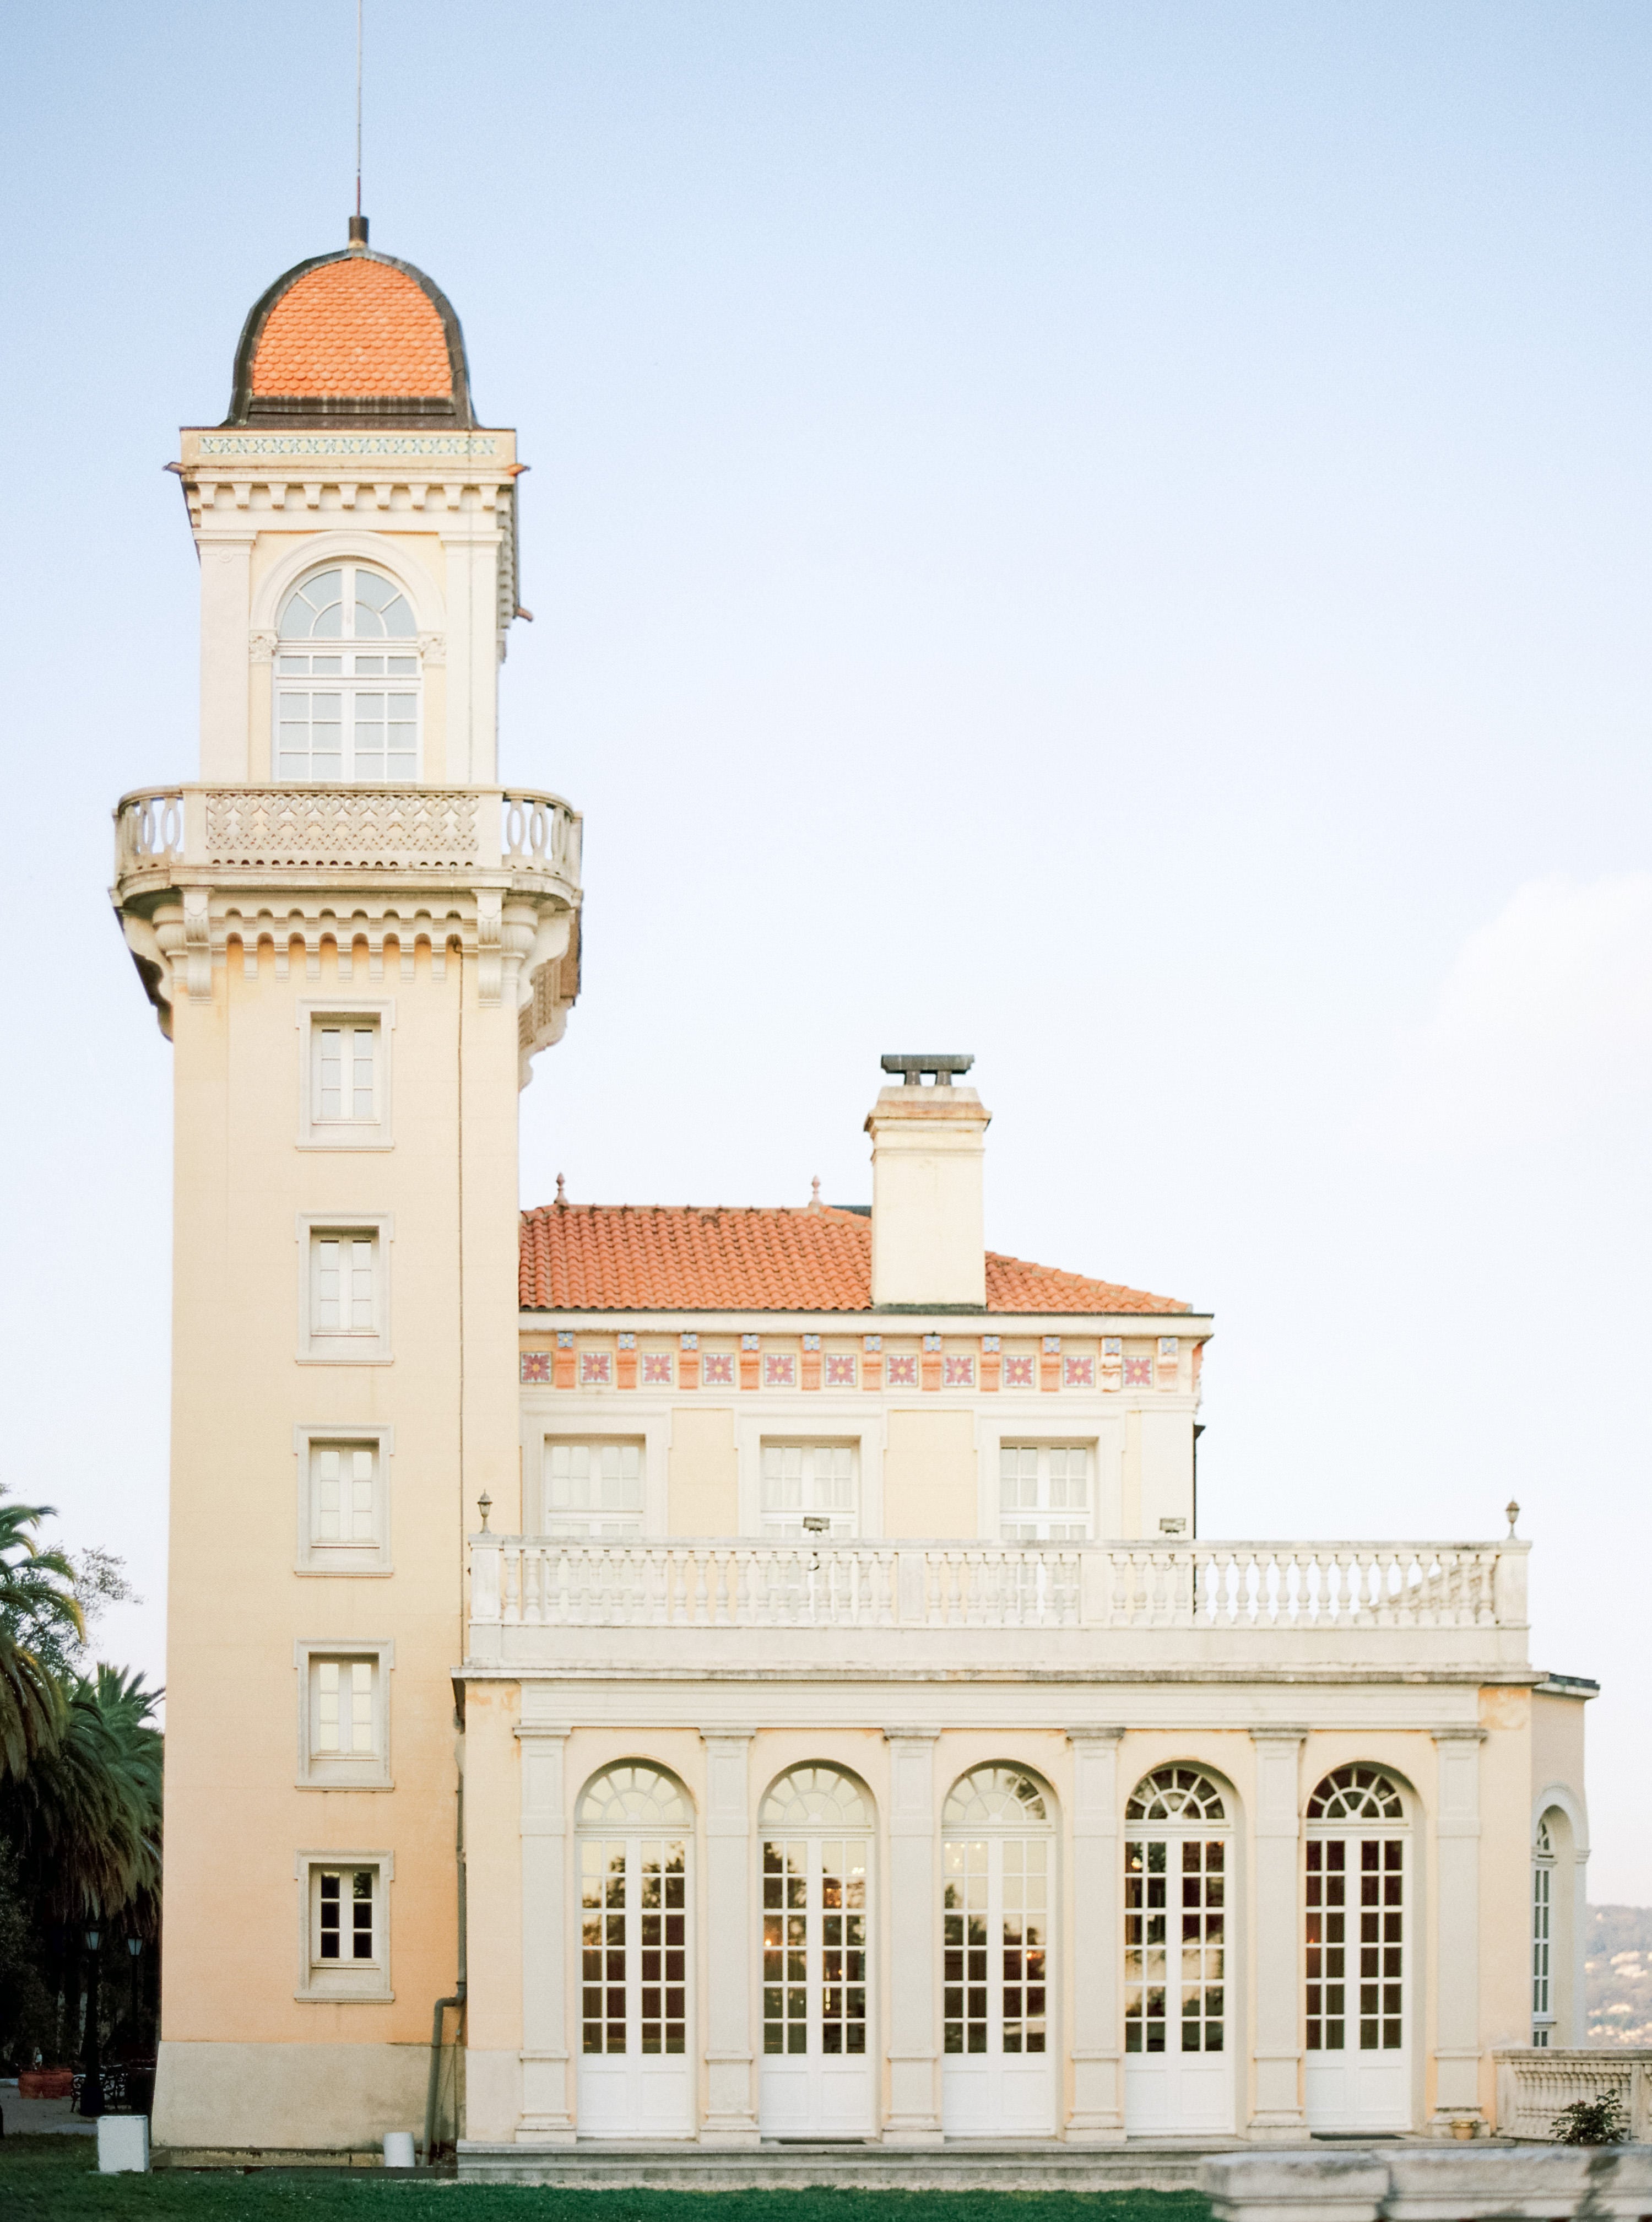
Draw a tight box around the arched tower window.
[575,1763,691,2137]
[1532,1814,1555,2046]
[275,564,420,783]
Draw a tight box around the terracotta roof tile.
[250,258,451,399]
[518,1204,1188,1316]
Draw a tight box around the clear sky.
[3,1,1649,1896]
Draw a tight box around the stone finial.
[555,1172,566,1206]
[477,1492,492,1533]
[880,1052,974,1088]
[1505,1500,1520,1538]
[809,1176,821,1211]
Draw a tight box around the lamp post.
[127,1937,143,2048]
[79,1927,104,2117]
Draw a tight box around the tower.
[110,223,581,2149]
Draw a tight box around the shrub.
[1552,2089,1629,2145]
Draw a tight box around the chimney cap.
[881,1052,974,1087]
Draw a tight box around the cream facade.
[113,229,1593,2164]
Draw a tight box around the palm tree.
[0,1500,82,1782]
[2,1667,162,1927]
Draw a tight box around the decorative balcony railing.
[113,784,581,883]
[1493,2050,1652,2142]
[467,1536,1527,1657]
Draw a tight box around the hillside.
[1588,1906,1652,2045]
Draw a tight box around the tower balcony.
[110,783,581,1066]
[463,1533,1531,1679]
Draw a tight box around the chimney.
[865,1055,990,1309]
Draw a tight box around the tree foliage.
[0,1499,82,1782]
[0,1492,161,2066]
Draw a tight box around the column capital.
[514,1723,571,1743]
[1249,1726,1309,1746]
[698,1725,757,1745]
[883,1724,941,1745]
[1067,1725,1125,1748]
[1431,1726,1488,1746]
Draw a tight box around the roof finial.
[555,1172,567,1207]
[809,1176,821,1212]
[353,0,365,236]
[1505,1499,1520,1538]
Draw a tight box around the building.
[112,228,1593,2165]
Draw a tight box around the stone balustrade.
[112,783,581,884]
[466,1535,1529,1671]
[1494,2048,1652,2143]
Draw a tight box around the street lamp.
[79,1927,104,2117]
[127,1937,143,2047]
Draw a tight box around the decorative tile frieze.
[641,1354,673,1387]
[944,1355,976,1388]
[579,1351,611,1388]
[764,1353,796,1390]
[701,1351,734,1387]
[1003,1355,1034,1389]
[520,1352,550,1383]
[886,1354,918,1387]
[1124,1355,1153,1388]
[1063,1356,1095,1389]
[826,1355,857,1387]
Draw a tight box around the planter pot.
[19,2068,74,2100]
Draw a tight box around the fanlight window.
[760,1764,870,1831]
[280,566,416,640]
[943,1765,1048,1830]
[1307,1765,1405,1822]
[1126,1766,1227,1825]
[274,564,420,784]
[1535,1815,1552,1856]
[577,1763,691,1831]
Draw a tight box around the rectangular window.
[312,1658,375,1756]
[300,1221,391,1360]
[545,1441,643,1539]
[999,1445,1092,1540]
[312,1442,377,1548]
[297,1429,389,1572]
[298,1853,392,1999]
[313,1235,377,1334]
[761,1444,858,1538]
[296,1641,392,1787]
[313,1023,378,1126]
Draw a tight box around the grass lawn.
[0,2138,1212,2222]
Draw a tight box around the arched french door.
[1123,1766,1234,2134]
[759,1765,875,2138]
[941,1765,1055,2136]
[576,1763,693,2138]
[1305,1764,1410,2132]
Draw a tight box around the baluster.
[502,1545,521,1626]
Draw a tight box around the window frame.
[294,1638,394,1788]
[296,1214,393,1363]
[540,1436,648,1541]
[293,1423,392,1574]
[295,1849,394,2002]
[297,999,394,1151]
[997,1441,1096,1542]
[757,1440,861,1540]
[273,562,423,788]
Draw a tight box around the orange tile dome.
[225,229,474,428]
